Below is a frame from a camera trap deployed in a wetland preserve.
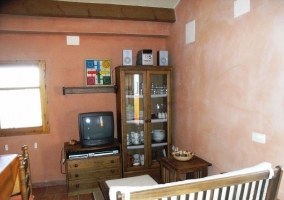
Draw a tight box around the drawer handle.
[111,160,114,163]
[111,170,114,173]
[74,164,78,167]
[75,184,80,188]
[75,174,79,177]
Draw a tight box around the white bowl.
[152,130,165,142]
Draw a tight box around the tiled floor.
[33,185,104,200]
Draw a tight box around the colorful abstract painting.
[85,59,112,86]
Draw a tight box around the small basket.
[172,151,194,161]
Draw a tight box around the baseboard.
[33,180,66,188]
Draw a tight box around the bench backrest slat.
[118,166,283,200]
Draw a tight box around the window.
[0,61,49,136]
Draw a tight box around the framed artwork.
[85,59,112,86]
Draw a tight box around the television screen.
[79,111,114,147]
[82,115,113,139]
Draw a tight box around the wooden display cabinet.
[64,139,122,196]
[115,66,172,178]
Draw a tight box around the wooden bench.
[101,163,283,200]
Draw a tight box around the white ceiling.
[56,0,180,8]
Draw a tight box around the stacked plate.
[139,111,144,119]
[126,110,134,120]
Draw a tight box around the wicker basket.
[172,151,194,161]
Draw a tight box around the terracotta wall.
[0,14,169,184]
[169,0,284,198]
[1,0,284,197]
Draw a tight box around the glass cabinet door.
[148,72,170,168]
[124,72,146,171]
[118,66,172,176]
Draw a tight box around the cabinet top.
[64,138,121,151]
[116,66,173,71]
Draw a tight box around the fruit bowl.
[172,150,194,161]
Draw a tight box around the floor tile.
[55,193,79,200]
[79,193,95,200]
[45,185,68,195]
[34,195,55,200]
[32,185,101,200]
[33,187,47,197]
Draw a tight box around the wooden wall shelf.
[62,86,117,95]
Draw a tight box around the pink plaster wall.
[1,0,284,197]
[169,0,284,198]
[0,15,169,184]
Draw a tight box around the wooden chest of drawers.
[64,140,122,196]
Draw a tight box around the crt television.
[78,111,114,147]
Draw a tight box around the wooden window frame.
[0,60,49,137]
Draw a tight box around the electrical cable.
[60,147,66,174]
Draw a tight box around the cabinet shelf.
[127,142,168,150]
[126,94,167,98]
[62,85,117,95]
[126,119,167,124]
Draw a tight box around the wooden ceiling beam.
[0,0,176,22]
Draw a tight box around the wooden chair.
[10,145,34,200]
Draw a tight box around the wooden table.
[0,154,19,200]
[159,156,212,183]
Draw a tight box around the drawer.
[68,167,121,181]
[67,155,120,170]
[67,174,121,192]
